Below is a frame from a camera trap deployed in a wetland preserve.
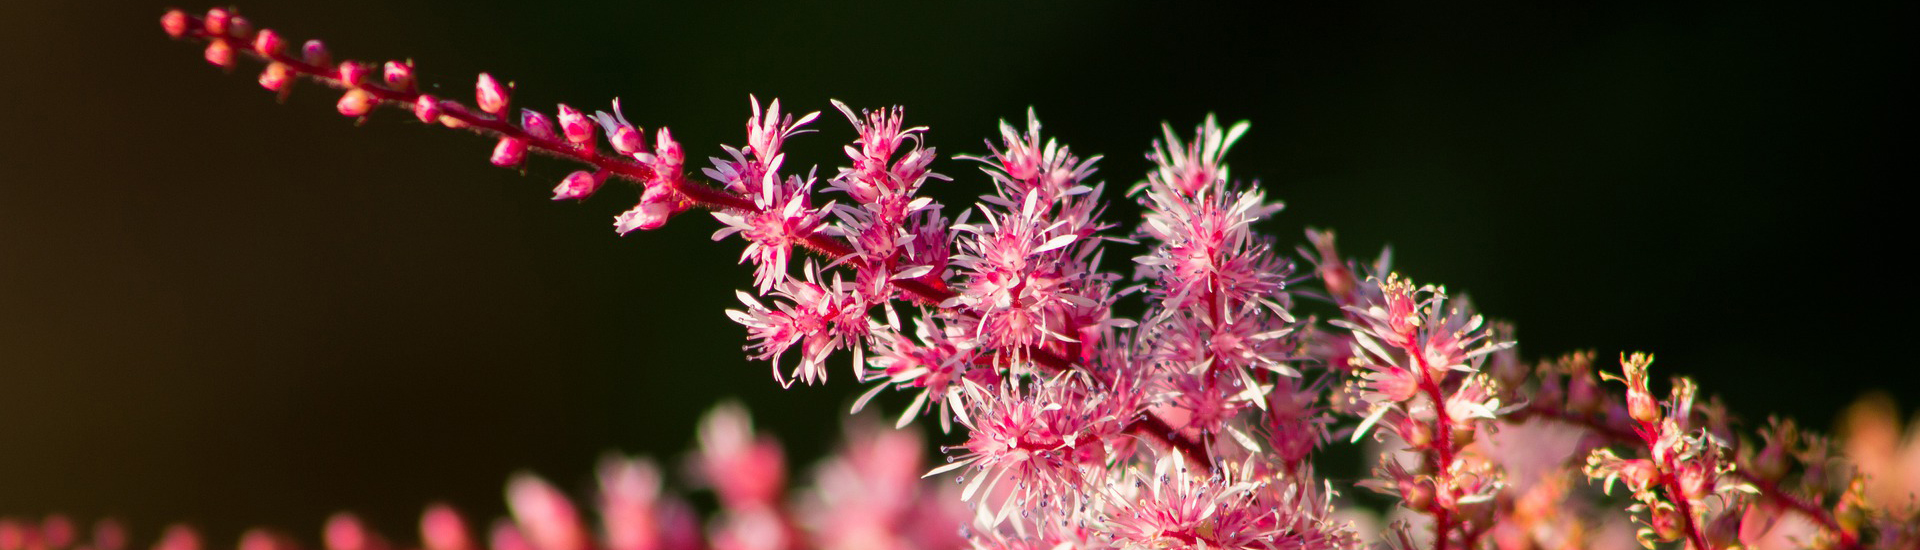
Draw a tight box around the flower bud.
[1627,389,1659,424]
[302,39,332,68]
[337,61,370,88]
[90,519,127,550]
[610,126,643,155]
[337,89,375,117]
[259,62,293,93]
[383,61,415,91]
[491,137,528,167]
[506,474,590,550]
[614,185,676,234]
[161,10,190,38]
[203,40,234,68]
[203,8,231,36]
[253,29,283,56]
[414,94,443,123]
[419,504,473,550]
[653,127,683,169]
[227,16,254,40]
[476,73,509,115]
[552,170,605,201]
[324,513,370,550]
[519,109,556,141]
[556,104,594,144]
[1403,478,1435,512]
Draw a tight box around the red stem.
[169,11,1208,469]
[1414,351,1458,550]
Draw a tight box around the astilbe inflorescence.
[129,6,1920,550]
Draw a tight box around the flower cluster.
[2,405,961,550]
[122,7,1920,550]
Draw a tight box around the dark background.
[2,0,1912,543]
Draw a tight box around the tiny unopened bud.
[204,40,234,68]
[520,109,557,141]
[476,73,509,115]
[491,137,528,167]
[253,29,283,56]
[338,61,371,88]
[610,126,643,155]
[324,514,370,550]
[383,61,415,91]
[259,62,293,93]
[1404,478,1435,511]
[161,10,190,38]
[227,16,254,40]
[614,185,676,234]
[556,104,593,144]
[653,127,682,169]
[203,8,231,36]
[419,503,474,550]
[302,39,331,68]
[414,94,442,123]
[337,89,375,117]
[92,519,128,550]
[552,171,605,201]
[1628,389,1659,424]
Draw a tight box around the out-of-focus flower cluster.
[2,405,962,550]
[107,7,1920,550]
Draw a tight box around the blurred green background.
[1,0,1911,542]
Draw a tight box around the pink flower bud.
[551,170,605,201]
[337,61,370,88]
[40,515,75,549]
[160,10,190,38]
[227,16,254,40]
[653,127,682,169]
[491,137,528,167]
[476,73,509,115]
[91,519,127,550]
[556,104,594,144]
[614,185,676,234]
[420,503,475,550]
[324,514,371,550]
[302,39,331,68]
[204,40,234,68]
[519,109,556,141]
[154,525,202,550]
[506,474,589,550]
[337,89,375,117]
[383,61,415,91]
[610,126,643,155]
[238,530,297,550]
[259,62,293,93]
[488,522,532,550]
[415,94,443,123]
[203,8,231,36]
[253,29,283,56]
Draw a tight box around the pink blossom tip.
[613,185,675,234]
[551,170,605,201]
[490,137,528,167]
[251,29,282,56]
[337,89,374,117]
[202,8,230,36]
[419,503,475,550]
[476,73,509,115]
[520,109,557,141]
[160,10,189,38]
[556,104,593,144]
[414,94,442,123]
[203,39,233,68]
[383,61,415,91]
[337,61,370,88]
[258,62,293,93]
[301,39,330,68]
